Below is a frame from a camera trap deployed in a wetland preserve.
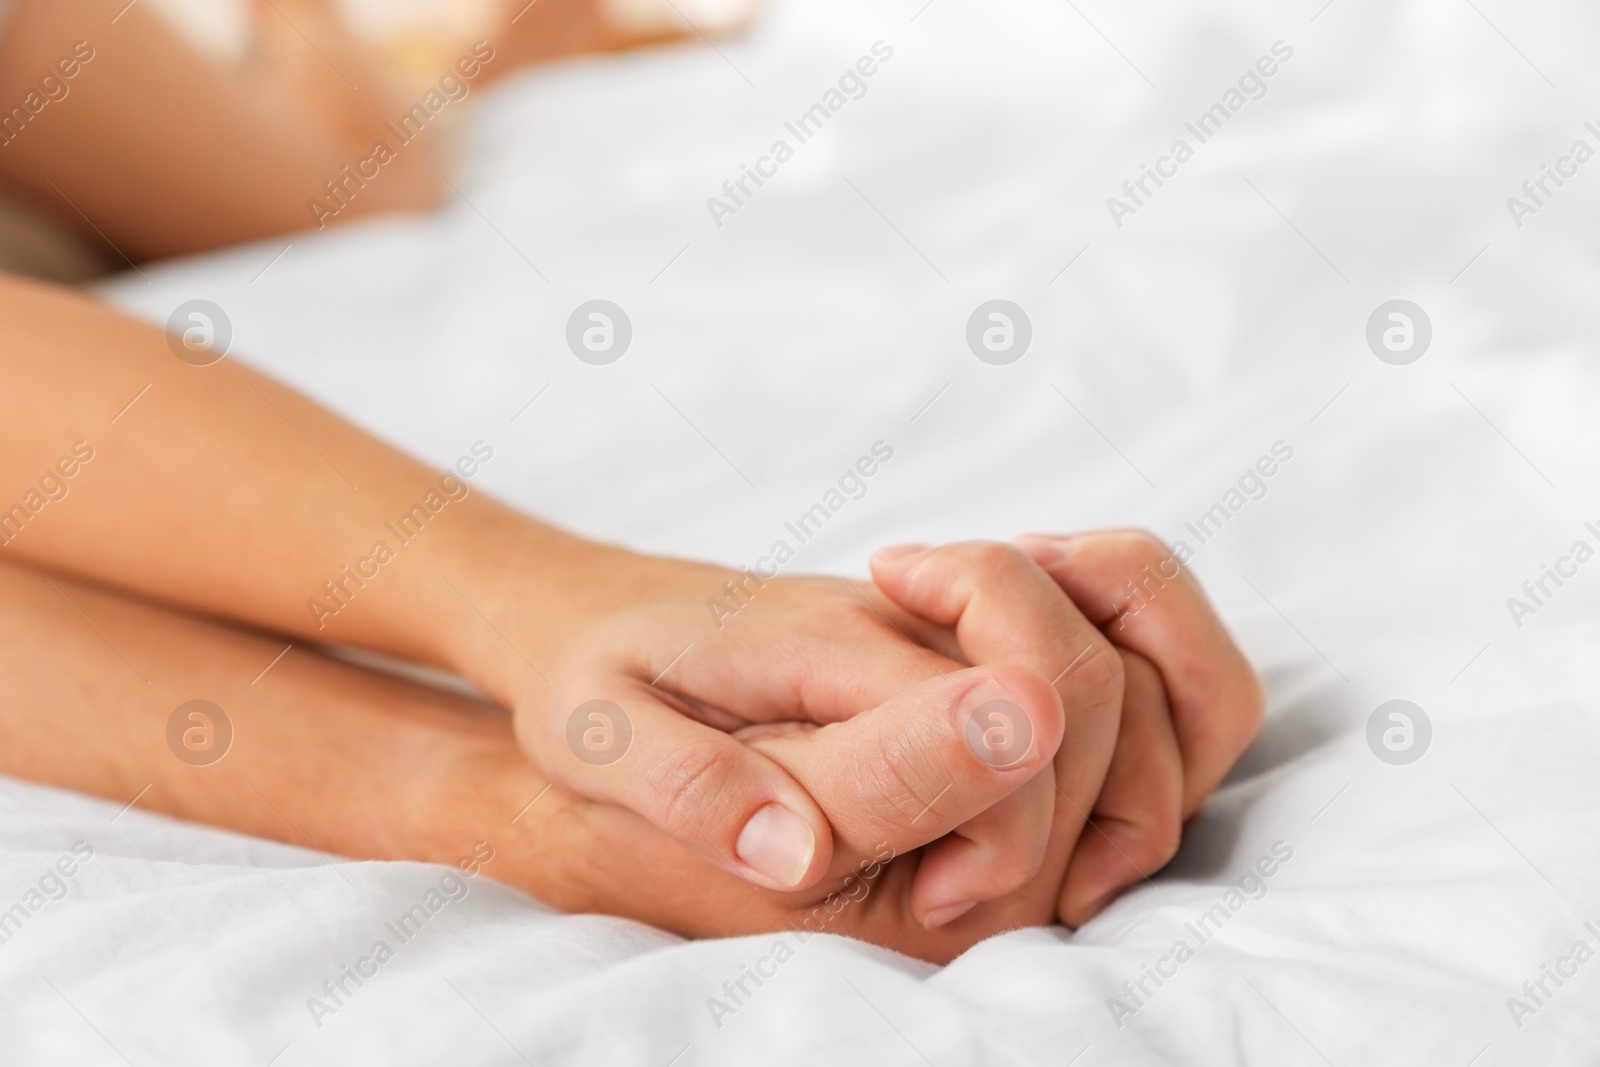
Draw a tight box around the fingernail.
[1013,535,1065,564]
[959,677,1039,769]
[872,543,930,563]
[736,804,815,889]
[922,900,977,929]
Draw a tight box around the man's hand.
[1014,531,1264,923]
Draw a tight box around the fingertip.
[1061,881,1122,928]
[871,543,931,565]
[1059,813,1180,927]
[1012,534,1068,565]
[868,544,933,598]
[968,662,1065,767]
[921,900,977,929]
[1058,845,1126,926]
[731,771,837,891]
[735,802,823,890]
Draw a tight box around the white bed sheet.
[6,0,1600,1062]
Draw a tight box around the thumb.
[747,663,1063,864]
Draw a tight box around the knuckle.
[1114,529,1179,578]
[986,834,1049,893]
[1126,531,1177,572]
[960,540,1036,579]
[854,731,951,830]
[1092,528,1179,577]
[1126,528,1174,561]
[644,739,746,838]
[1188,661,1266,759]
[787,588,889,642]
[1136,815,1183,872]
[1227,669,1268,744]
[819,599,888,638]
[801,601,916,669]
[1064,634,1125,716]
[1109,769,1185,875]
[1119,647,1164,696]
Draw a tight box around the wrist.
[426,498,708,706]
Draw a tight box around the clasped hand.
[502,532,1261,962]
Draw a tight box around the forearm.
[0,274,663,703]
[0,557,567,889]
[0,558,1055,959]
[0,557,791,932]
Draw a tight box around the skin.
[0,0,442,260]
[0,271,1065,909]
[0,535,1258,962]
[0,0,657,260]
[1012,532,1263,920]
[0,270,1267,923]
[0,0,1266,943]
[0,557,1069,963]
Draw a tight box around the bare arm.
[0,0,441,260]
[0,271,626,703]
[0,269,1267,916]
[0,556,1077,962]
[0,274,1097,909]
